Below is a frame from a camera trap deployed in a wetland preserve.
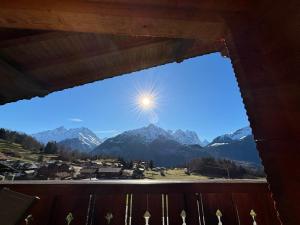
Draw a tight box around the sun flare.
[131,80,163,122]
[138,94,155,110]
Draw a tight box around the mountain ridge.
[208,126,252,147]
[31,125,258,166]
[120,124,208,146]
[32,127,102,152]
[92,124,260,167]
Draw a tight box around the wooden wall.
[224,1,299,224]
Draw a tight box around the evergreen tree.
[44,142,58,154]
[149,160,154,169]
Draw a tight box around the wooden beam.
[86,0,248,12]
[0,57,47,100]
[0,35,217,105]
[0,30,74,48]
[0,0,230,39]
[32,39,217,91]
[22,36,169,71]
[23,39,217,76]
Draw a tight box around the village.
[0,153,172,181]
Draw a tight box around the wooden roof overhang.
[0,1,299,225]
[0,0,243,105]
[0,29,225,105]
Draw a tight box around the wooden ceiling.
[0,0,244,105]
[0,28,225,105]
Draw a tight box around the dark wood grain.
[0,181,281,225]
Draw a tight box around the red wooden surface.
[0,181,281,225]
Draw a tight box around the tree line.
[188,157,265,179]
[0,128,90,161]
[0,128,43,151]
[43,141,91,161]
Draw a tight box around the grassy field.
[144,168,208,180]
[0,139,56,163]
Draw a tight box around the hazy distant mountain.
[32,127,102,152]
[92,124,260,166]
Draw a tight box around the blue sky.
[0,53,249,141]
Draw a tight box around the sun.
[138,94,155,110]
[130,80,162,119]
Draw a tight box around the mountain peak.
[116,124,207,146]
[147,123,157,128]
[92,125,260,167]
[208,126,252,146]
[32,126,102,152]
[173,129,202,146]
[57,126,66,129]
[174,129,184,134]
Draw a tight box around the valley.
[0,125,265,181]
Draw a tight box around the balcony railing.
[0,180,281,225]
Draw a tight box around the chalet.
[37,162,73,180]
[78,168,98,179]
[0,162,19,174]
[0,162,23,180]
[0,0,297,224]
[122,169,134,178]
[97,168,122,179]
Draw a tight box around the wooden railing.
[0,180,281,225]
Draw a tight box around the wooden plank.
[93,193,126,225]
[20,39,215,91]
[0,0,227,39]
[0,31,74,49]
[0,36,217,105]
[17,195,55,225]
[0,58,47,99]
[47,195,90,225]
[0,182,280,225]
[202,193,239,225]
[86,0,248,12]
[232,193,281,225]
[24,38,210,72]
[22,36,169,71]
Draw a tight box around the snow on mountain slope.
[124,124,173,142]
[208,126,252,146]
[120,124,207,146]
[229,126,252,140]
[92,125,260,166]
[172,129,202,146]
[32,127,102,148]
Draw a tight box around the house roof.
[98,167,122,173]
[0,162,19,173]
[0,153,8,161]
[80,168,97,174]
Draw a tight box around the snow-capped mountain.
[32,127,102,151]
[229,126,252,140]
[123,124,173,142]
[93,125,260,166]
[122,124,207,146]
[208,126,252,147]
[172,129,202,146]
